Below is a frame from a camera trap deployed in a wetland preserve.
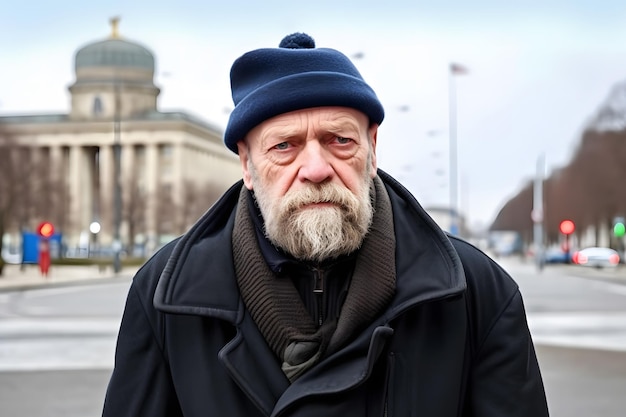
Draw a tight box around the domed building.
[0,18,241,259]
[69,18,160,121]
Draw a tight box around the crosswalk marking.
[528,312,626,352]
[0,318,119,372]
[1,312,625,371]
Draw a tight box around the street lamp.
[448,62,468,236]
[533,154,545,271]
[89,221,101,257]
[106,16,124,273]
[112,81,122,273]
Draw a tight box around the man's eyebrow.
[319,118,360,133]
[259,125,302,147]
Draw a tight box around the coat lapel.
[272,325,394,416]
[219,304,290,416]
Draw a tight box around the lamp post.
[532,154,545,271]
[448,63,468,236]
[112,81,122,273]
[89,221,101,257]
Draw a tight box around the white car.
[572,247,620,268]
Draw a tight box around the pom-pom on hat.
[224,33,385,153]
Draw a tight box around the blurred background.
[3,0,626,265]
[1,1,626,416]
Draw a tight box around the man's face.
[237,106,379,262]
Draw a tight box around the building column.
[68,145,80,245]
[81,147,96,249]
[145,143,159,254]
[172,143,184,229]
[50,145,71,241]
[99,145,114,245]
[121,144,135,184]
[49,146,63,182]
[121,143,135,243]
[68,145,85,248]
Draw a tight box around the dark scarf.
[232,176,396,381]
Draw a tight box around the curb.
[0,274,134,293]
[0,264,138,293]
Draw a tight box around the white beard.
[250,167,374,262]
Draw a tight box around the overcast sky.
[2,1,626,230]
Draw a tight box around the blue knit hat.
[224,33,385,153]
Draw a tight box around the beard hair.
[250,164,374,262]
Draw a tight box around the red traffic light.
[37,222,55,238]
[559,220,575,235]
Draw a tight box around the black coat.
[103,171,549,417]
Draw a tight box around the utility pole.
[532,153,545,271]
[448,63,468,236]
[112,82,122,273]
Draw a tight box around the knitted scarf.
[232,176,396,381]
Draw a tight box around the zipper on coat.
[313,268,324,326]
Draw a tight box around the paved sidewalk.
[0,263,139,292]
[497,256,626,283]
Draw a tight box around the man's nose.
[297,142,334,183]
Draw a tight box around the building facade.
[0,20,241,257]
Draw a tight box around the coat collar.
[153,181,243,322]
[379,170,467,317]
[153,170,466,322]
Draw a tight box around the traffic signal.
[614,217,625,238]
[559,220,575,235]
[37,221,55,238]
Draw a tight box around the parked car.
[572,247,620,269]
[542,248,571,264]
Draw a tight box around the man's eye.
[336,137,352,144]
[274,142,290,150]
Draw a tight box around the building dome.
[68,17,160,120]
[75,38,155,71]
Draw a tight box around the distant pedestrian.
[38,240,50,277]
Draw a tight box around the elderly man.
[103,33,549,417]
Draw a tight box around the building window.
[93,96,103,117]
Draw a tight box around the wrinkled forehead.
[247,107,370,141]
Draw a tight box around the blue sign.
[21,232,62,263]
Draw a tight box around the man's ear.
[368,124,378,178]
[237,141,254,190]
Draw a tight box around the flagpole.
[448,64,459,236]
[448,63,468,237]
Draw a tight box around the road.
[0,278,131,417]
[1,260,626,416]
[506,259,626,417]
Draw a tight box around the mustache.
[282,182,360,212]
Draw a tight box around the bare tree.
[179,180,226,232]
[0,126,69,275]
[123,170,147,253]
[153,179,230,245]
[492,127,626,249]
[0,129,17,275]
[155,183,176,241]
[490,180,534,244]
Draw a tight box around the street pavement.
[1,255,626,417]
[2,255,626,293]
[3,255,626,292]
[495,255,626,286]
[0,262,140,292]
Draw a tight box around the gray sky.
[3,1,626,229]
